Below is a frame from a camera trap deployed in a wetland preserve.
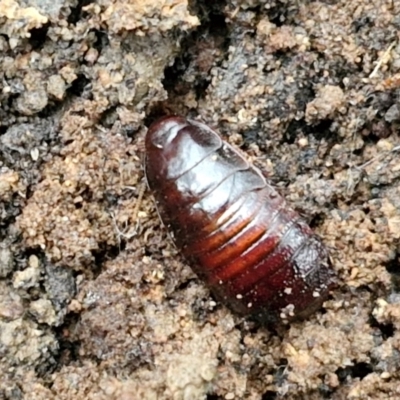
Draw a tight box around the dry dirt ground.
[1,0,400,399]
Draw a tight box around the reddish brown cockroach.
[145,116,335,323]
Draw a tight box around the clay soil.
[1,0,400,399]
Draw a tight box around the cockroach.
[145,116,336,323]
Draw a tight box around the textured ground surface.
[1,0,400,399]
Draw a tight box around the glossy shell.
[145,116,335,323]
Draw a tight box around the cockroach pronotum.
[145,116,336,323]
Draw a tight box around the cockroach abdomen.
[145,115,336,324]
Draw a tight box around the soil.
[1,0,400,399]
